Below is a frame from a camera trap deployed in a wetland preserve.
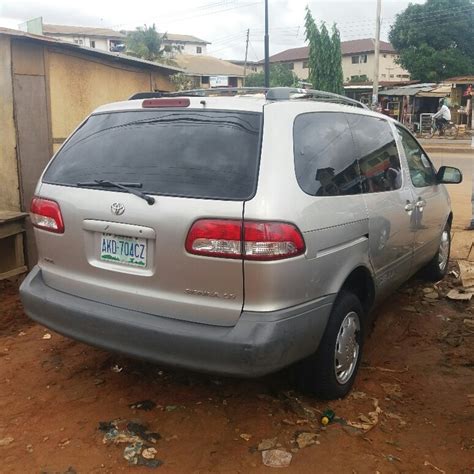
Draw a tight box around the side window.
[396,126,437,188]
[293,112,361,196]
[348,115,402,193]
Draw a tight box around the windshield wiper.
[77,180,155,205]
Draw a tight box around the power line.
[162,1,262,25]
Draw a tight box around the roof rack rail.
[128,87,367,109]
[129,91,164,100]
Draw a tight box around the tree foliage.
[330,25,344,94]
[126,24,168,61]
[170,73,195,91]
[245,63,298,87]
[389,0,474,82]
[304,7,344,93]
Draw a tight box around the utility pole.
[264,0,270,88]
[243,28,250,86]
[372,0,381,108]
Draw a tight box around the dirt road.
[1,151,473,473]
[1,268,474,473]
[430,152,473,230]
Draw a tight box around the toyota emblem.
[111,202,125,216]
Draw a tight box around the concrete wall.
[47,48,174,152]
[168,42,207,55]
[0,36,21,211]
[44,34,112,52]
[268,52,410,83]
[293,60,309,81]
[342,52,410,83]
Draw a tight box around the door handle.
[415,199,427,210]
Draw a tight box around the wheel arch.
[339,265,376,315]
[446,212,453,228]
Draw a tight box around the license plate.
[100,233,147,267]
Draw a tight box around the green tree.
[245,63,298,87]
[304,7,345,93]
[304,7,320,89]
[318,23,332,91]
[170,73,195,91]
[126,24,168,61]
[330,24,344,94]
[389,0,474,82]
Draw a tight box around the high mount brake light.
[185,219,305,261]
[30,197,65,234]
[142,98,190,108]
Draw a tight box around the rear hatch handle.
[77,180,155,205]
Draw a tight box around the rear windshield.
[43,110,262,200]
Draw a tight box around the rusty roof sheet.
[445,76,474,84]
[262,39,396,63]
[163,33,209,44]
[0,27,183,74]
[174,54,245,76]
[43,24,125,38]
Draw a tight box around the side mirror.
[437,166,463,184]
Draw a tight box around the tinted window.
[396,126,437,188]
[348,115,402,193]
[293,112,361,196]
[43,110,262,200]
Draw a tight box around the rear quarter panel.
[243,102,372,312]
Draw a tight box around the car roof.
[92,96,268,114]
[92,97,393,123]
[91,92,393,124]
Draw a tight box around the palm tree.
[126,24,168,61]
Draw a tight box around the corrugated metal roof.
[163,33,209,44]
[0,27,183,74]
[416,84,452,97]
[43,24,125,38]
[445,76,474,84]
[174,54,245,76]
[261,39,396,63]
[379,83,437,96]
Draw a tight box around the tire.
[295,290,365,400]
[423,224,451,281]
[445,125,458,140]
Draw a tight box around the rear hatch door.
[37,105,262,326]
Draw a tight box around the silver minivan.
[20,88,462,399]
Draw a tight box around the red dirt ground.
[1,271,473,473]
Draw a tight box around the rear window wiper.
[77,180,155,205]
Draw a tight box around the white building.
[162,34,210,56]
[261,39,410,84]
[41,24,126,52]
[40,24,209,56]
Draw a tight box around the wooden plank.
[0,211,28,223]
[11,40,45,76]
[0,266,27,281]
[13,73,51,212]
[451,231,474,260]
[0,222,24,240]
[12,54,50,266]
[14,233,25,268]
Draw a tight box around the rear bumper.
[20,266,334,377]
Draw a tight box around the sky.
[0,0,426,61]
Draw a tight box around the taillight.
[30,197,65,234]
[185,219,305,261]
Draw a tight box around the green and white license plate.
[100,233,147,267]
